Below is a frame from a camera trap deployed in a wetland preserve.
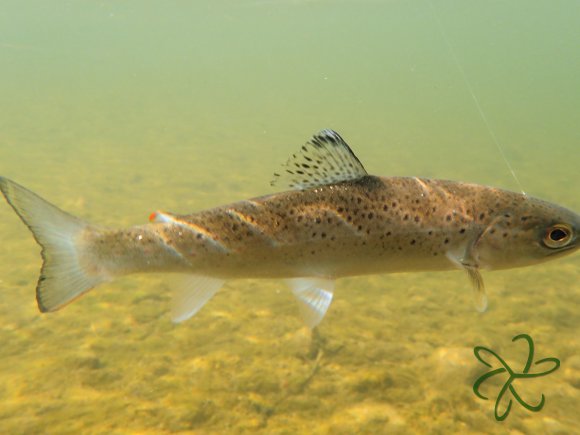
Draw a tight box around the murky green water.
[1,1,579,433]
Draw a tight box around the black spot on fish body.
[348,175,383,191]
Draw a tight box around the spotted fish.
[1,130,578,327]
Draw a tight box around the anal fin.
[286,278,334,329]
[171,275,225,323]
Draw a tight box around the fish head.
[474,197,579,270]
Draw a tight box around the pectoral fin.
[171,275,225,323]
[286,278,334,328]
[465,266,488,312]
[446,250,488,313]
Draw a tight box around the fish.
[0,130,578,327]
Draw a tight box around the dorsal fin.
[271,129,368,190]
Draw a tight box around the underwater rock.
[431,347,479,385]
[522,416,569,435]
[563,355,580,389]
[329,402,406,433]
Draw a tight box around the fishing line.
[426,0,526,195]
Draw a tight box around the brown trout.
[1,130,578,327]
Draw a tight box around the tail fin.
[0,177,106,312]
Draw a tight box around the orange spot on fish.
[149,212,158,222]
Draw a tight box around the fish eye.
[544,224,573,248]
